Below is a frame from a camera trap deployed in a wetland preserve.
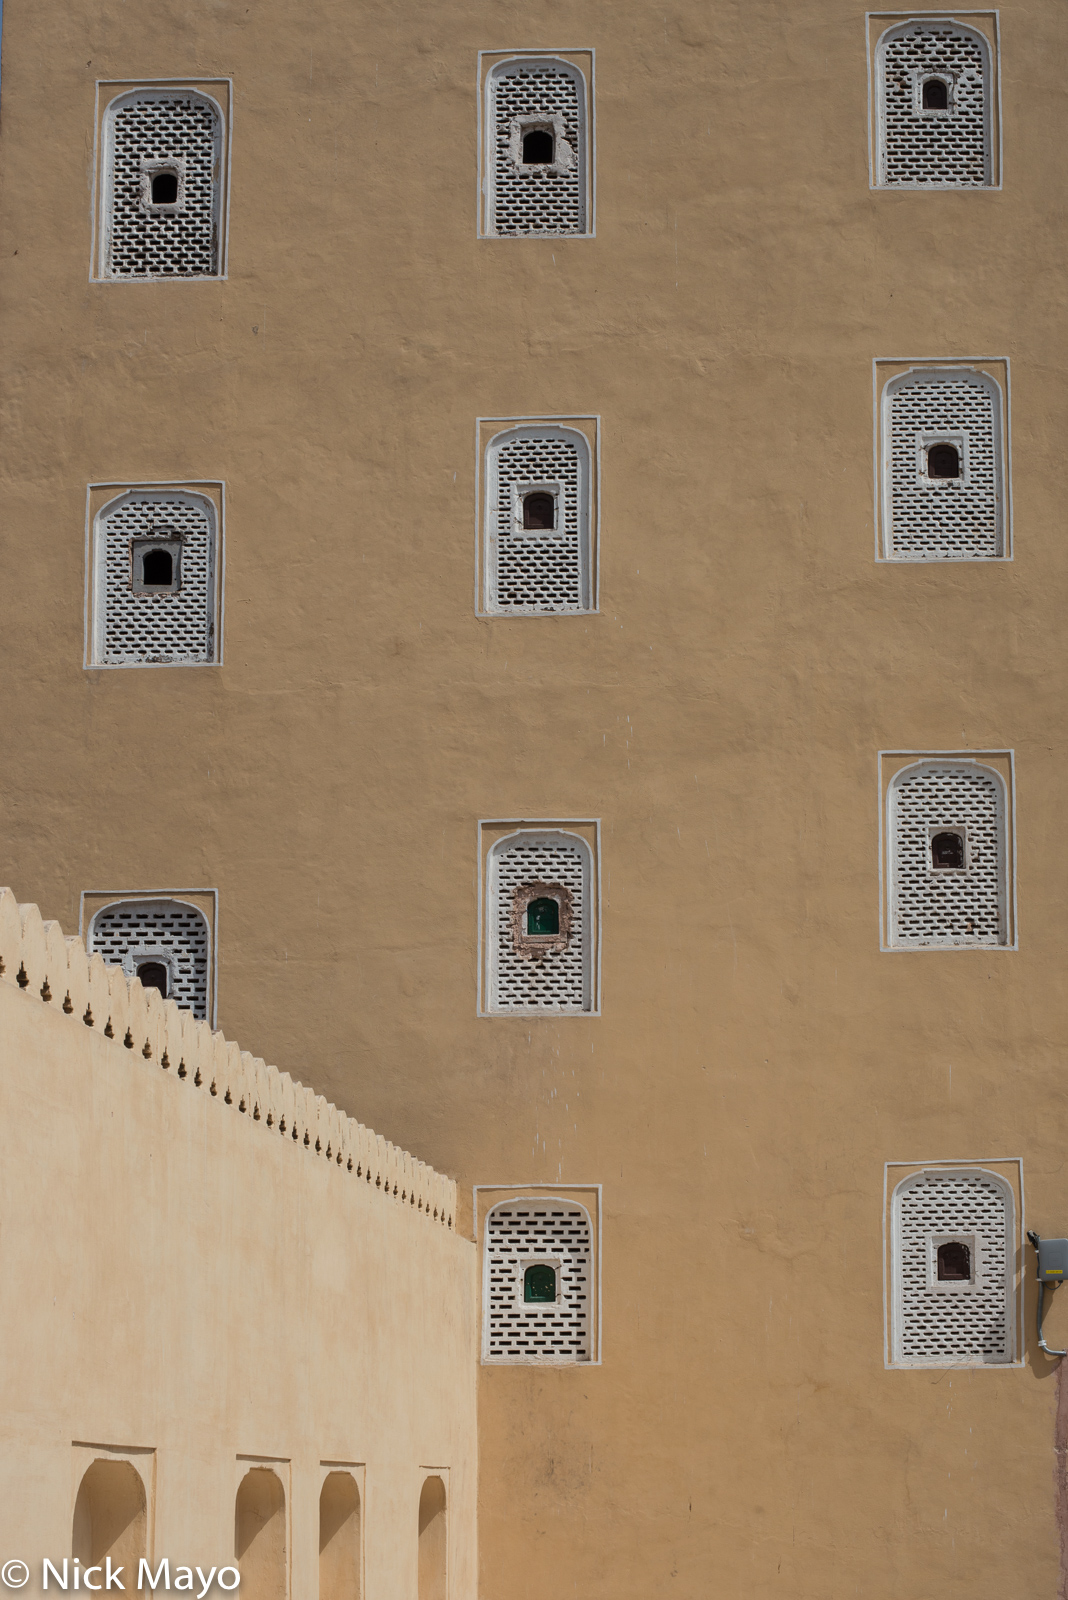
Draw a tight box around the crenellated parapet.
[0,888,454,1228]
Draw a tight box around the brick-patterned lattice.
[485,1201,592,1361]
[89,900,209,1019]
[889,764,1005,946]
[489,62,585,235]
[96,494,215,665]
[878,24,990,186]
[885,373,1002,558]
[105,91,221,277]
[489,431,587,611]
[894,1171,1012,1364]
[492,835,590,1011]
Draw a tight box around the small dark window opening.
[522,128,554,165]
[937,1240,971,1281]
[141,547,174,587]
[527,897,560,935]
[522,492,555,530]
[524,1263,557,1302]
[931,830,965,870]
[922,78,949,111]
[137,961,168,998]
[151,171,179,205]
[927,442,960,479]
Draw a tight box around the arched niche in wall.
[319,1471,360,1600]
[72,1459,146,1571]
[235,1467,286,1600]
[418,1476,447,1600]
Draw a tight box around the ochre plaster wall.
[1,0,1068,1596]
[0,979,477,1597]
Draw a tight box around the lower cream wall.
[0,981,477,1598]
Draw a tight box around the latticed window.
[888,761,1007,947]
[891,1169,1014,1365]
[483,1199,592,1362]
[485,427,592,612]
[875,21,993,187]
[90,490,218,666]
[88,899,210,1019]
[881,370,1004,559]
[101,89,224,278]
[484,58,589,236]
[487,831,593,1012]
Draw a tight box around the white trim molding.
[474,1183,602,1365]
[883,1158,1023,1368]
[91,78,234,281]
[872,358,1011,561]
[84,480,225,667]
[477,51,595,238]
[877,750,1017,951]
[477,818,601,1015]
[475,415,600,615]
[80,888,219,1027]
[866,13,1001,190]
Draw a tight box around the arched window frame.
[873,360,1011,561]
[478,51,595,238]
[479,420,597,615]
[479,822,600,1015]
[888,1165,1019,1368]
[481,1194,596,1363]
[84,890,218,1023]
[879,751,1016,951]
[870,15,1000,190]
[92,78,232,281]
[86,482,224,668]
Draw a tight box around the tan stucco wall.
[2,0,1068,1596]
[0,971,477,1597]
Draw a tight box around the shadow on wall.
[319,1472,360,1600]
[418,1477,446,1600]
[235,1468,286,1600]
[73,1460,146,1570]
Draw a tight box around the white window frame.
[887,1165,1019,1367]
[484,828,594,1014]
[479,1193,598,1364]
[84,480,225,669]
[91,78,233,282]
[866,12,1001,191]
[478,819,601,1016]
[477,50,596,238]
[475,415,600,615]
[81,888,219,1026]
[878,750,1017,952]
[872,359,1011,561]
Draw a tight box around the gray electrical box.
[1035,1236,1068,1284]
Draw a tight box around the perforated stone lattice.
[485,1202,591,1361]
[894,1171,1012,1364]
[890,765,1005,946]
[105,91,221,277]
[490,432,586,611]
[489,63,585,235]
[96,494,215,666]
[492,836,589,1011]
[878,24,990,186]
[89,900,210,1019]
[886,373,1002,558]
